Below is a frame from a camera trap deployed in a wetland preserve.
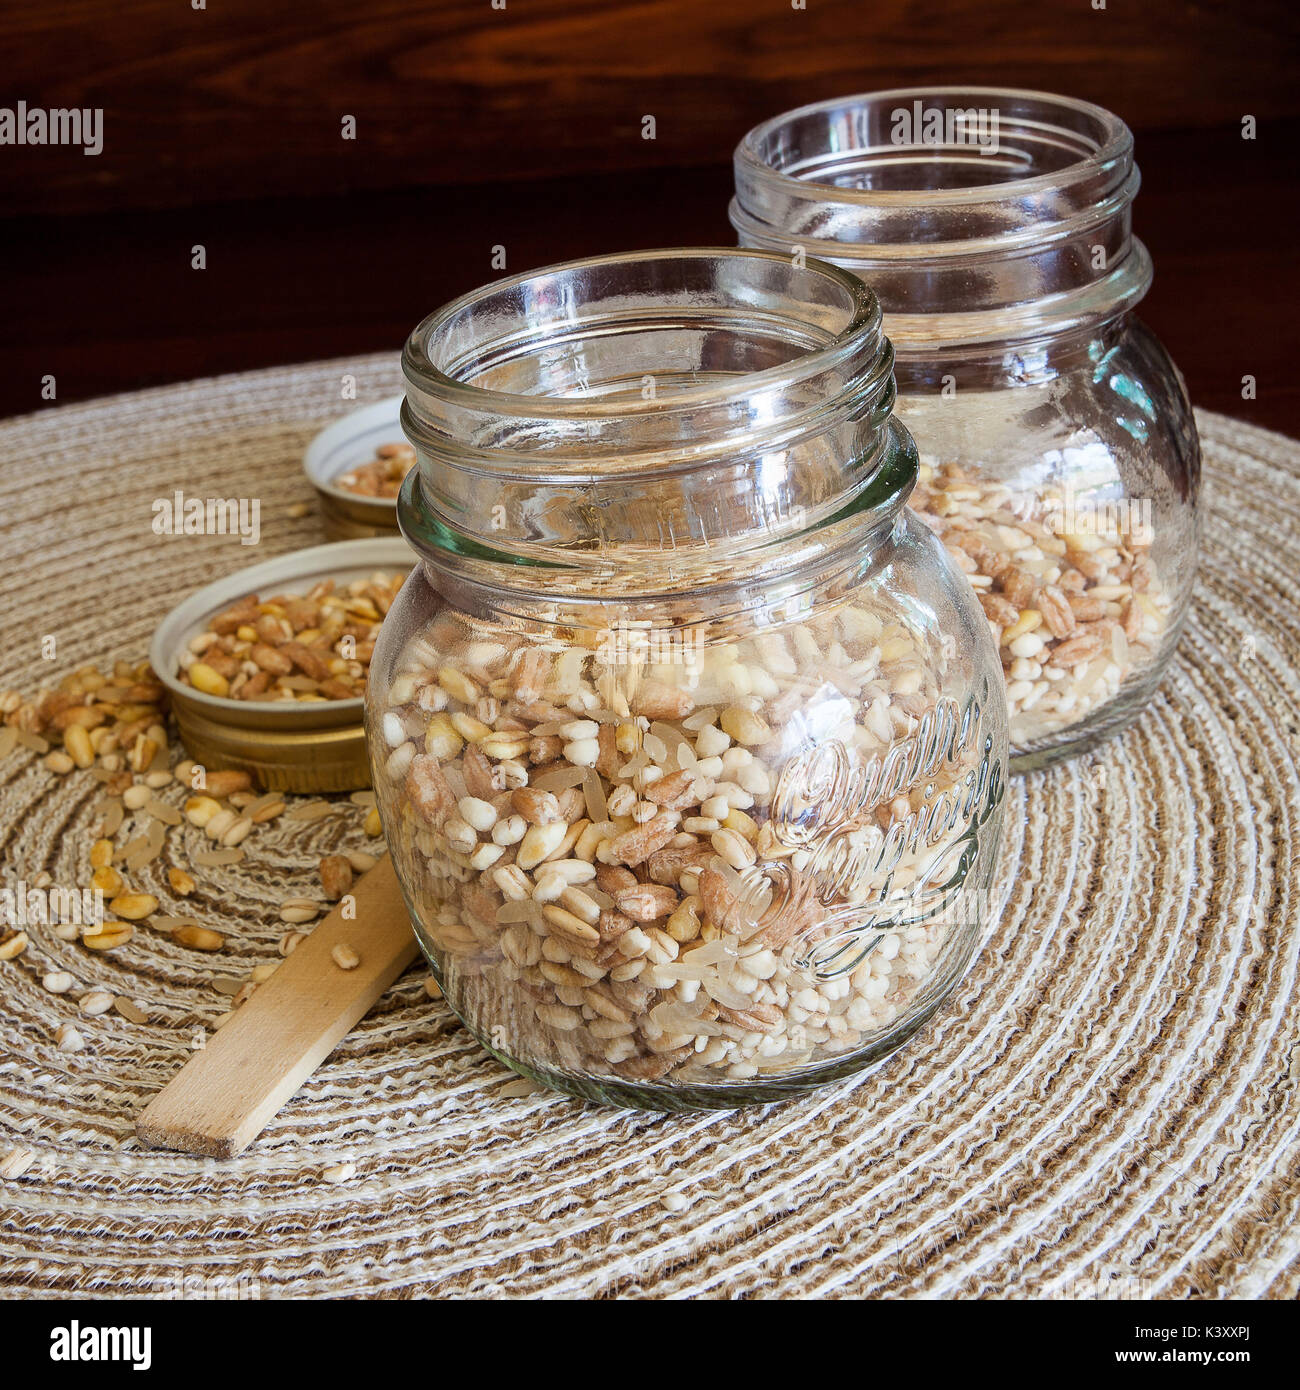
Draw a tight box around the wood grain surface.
[0,2,1294,430]
[2,0,1295,214]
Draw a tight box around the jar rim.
[401,246,882,423]
[731,88,1148,343]
[398,247,909,578]
[396,417,918,605]
[733,86,1131,211]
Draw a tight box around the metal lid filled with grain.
[150,538,414,793]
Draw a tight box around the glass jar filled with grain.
[368,249,1007,1109]
[732,88,1200,768]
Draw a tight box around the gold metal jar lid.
[150,538,414,793]
[303,396,404,539]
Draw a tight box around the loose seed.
[319,855,354,900]
[82,922,134,951]
[204,809,236,841]
[710,827,756,869]
[280,898,323,924]
[184,795,223,827]
[146,798,183,826]
[536,1002,581,1031]
[666,898,701,943]
[91,865,124,897]
[108,893,157,921]
[0,930,29,961]
[541,904,601,946]
[1001,609,1043,645]
[450,713,491,746]
[559,885,602,924]
[173,924,225,951]
[129,735,160,775]
[168,867,196,896]
[331,943,361,970]
[187,662,230,697]
[719,707,770,746]
[517,820,569,870]
[480,732,530,759]
[467,842,504,870]
[64,723,95,768]
[458,795,497,832]
[221,816,253,848]
[438,666,479,704]
[205,769,252,798]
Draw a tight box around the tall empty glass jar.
[368,249,1007,1109]
[732,88,1200,768]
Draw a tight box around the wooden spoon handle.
[137,855,419,1158]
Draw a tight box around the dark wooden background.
[2,0,1297,430]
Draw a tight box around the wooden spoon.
[137,855,419,1158]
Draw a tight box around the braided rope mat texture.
[1,356,1298,1300]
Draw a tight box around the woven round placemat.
[1,358,1297,1299]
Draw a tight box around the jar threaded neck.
[731,88,1152,347]
[400,248,910,579]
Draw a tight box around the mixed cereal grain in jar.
[913,462,1173,747]
[732,89,1200,767]
[369,250,1007,1109]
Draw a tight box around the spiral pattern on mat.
[1,364,1297,1298]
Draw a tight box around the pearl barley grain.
[331,943,361,971]
[458,796,497,832]
[280,899,322,924]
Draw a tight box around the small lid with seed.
[303,398,406,539]
[149,538,414,793]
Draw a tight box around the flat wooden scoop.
[137,855,419,1158]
